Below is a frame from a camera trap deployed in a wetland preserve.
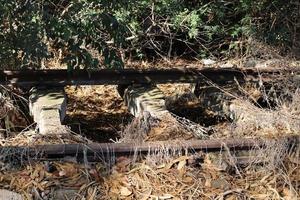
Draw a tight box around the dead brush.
[146,113,208,141]
[170,112,208,138]
[0,90,17,138]
[0,86,30,139]
[120,111,208,143]
[143,144,192,168]
[197,137,300,199]
[104,151,205,199]
[230,89,300,137]
[104,139,298,199]
[119,111,159,143]
[244,137,300,199]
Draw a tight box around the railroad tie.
[121,84,209,141]
[123,84,169,118]
[29,88,69,135]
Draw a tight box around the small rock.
[0,189,23,200]
[211,178,231,190]
[220,62,235,68]
[205,153,229,171]
[53,189,78,200]
[282,187,297,200]
[202,59,216,65]
[120,186,132,197]
[244,59,257,68]
[158,194,174,199]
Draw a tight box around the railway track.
[1,136,298,162]
[0,67,299,164]
[0,67,297,86]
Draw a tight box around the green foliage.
[0,1,47,68]
[0,0,128,69]
[0,0,298,69]
[115,0,298,59]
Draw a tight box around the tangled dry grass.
[0,137,298,199]
[120,111,208,143]
[211,89,300,139]
[0,87,28,138]
[0,130,90,146]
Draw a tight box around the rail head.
[0,136,298,161]
[0,68,255,86]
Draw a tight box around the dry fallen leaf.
[177,159,186,170]
[159,194,174,199]
[120,186,132,197]
[59,170,66,177]
[150,194,174,200]
[140,189,152,200]
[282,187,297,200]
[205,177,212,188]
[165,156,189,170]
[182,176,193,183]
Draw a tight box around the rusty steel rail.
[0,68,295,87]
[1,136,298,161]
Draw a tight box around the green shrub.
[0,0,128,69]
[117,0,298,59]
[0,0,298,69]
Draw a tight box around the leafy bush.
[0,0,298,69]
[0,0,128,69]
[117,0,299,59]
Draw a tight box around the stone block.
[124,85,168,118]
[29,88,68,134]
